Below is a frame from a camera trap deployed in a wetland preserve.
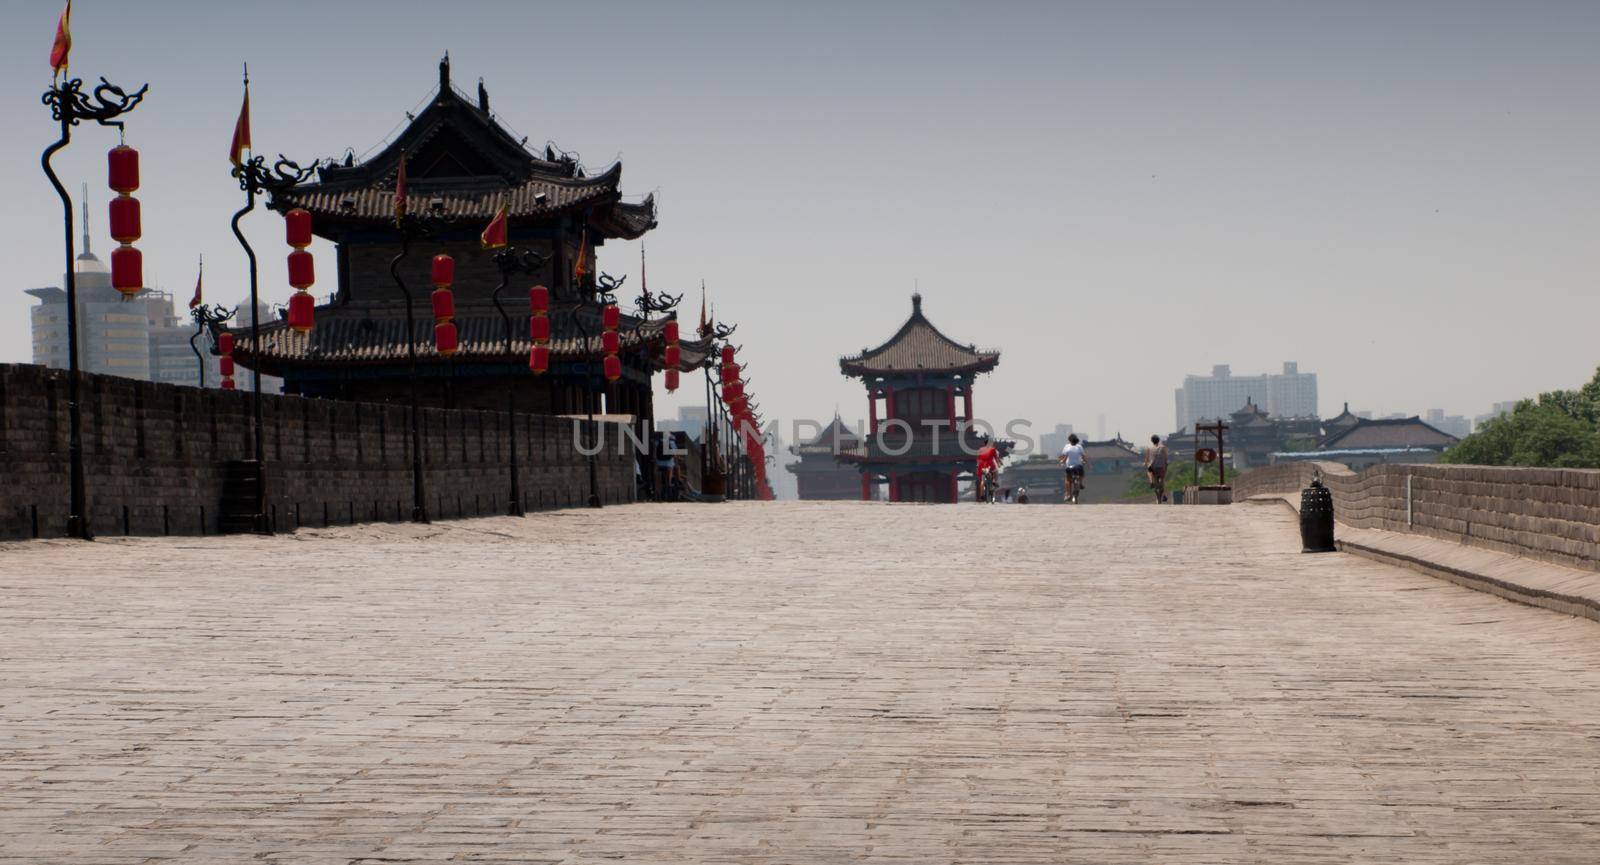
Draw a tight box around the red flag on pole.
[49,0,71,78]
[480,199,508,249]
[698,280,708,337]
[188,256,203,309]
[393,153,408,225]
[228,73,251,167]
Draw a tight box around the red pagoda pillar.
[949,472,959,503]
[869,390,879,434]
[945,386,956,428]
[861,472,872,501]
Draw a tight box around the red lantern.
[603,354,622,382]
[108,196,140,244]
[111,246,143,293]
[431,253,455,287]
[529,285,549,313]
[287,249,315,290]
[528,344,549,374]
[287,291,315,334]
[219,357,235,377]
[221,378,237,391]
[107,145,139,194]
[601,304,620,331]
[663,320,679,344]
[435,321,459,355]
[721,362,740,385]
[431,288,455,322]
[720,345,736,365]
[723,381,744,401]
[528,315,551,343]
[664,368,680,392]
[664,345,680,368]
[601,330,620,355]
[285,208,313,249]
[218,332,234,355]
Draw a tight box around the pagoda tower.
[225,57,709,418]
[838,294,1000,502]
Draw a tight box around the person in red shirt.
[975,442,1001,502]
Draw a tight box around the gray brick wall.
[1235,461,1600,572]
[0,364,635,539]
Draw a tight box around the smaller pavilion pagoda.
[786,416,863,500]
[837,294,1000,503]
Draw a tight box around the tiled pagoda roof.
[1319,417,1458,451]
[840,294,1000,378]
[220,304,708,376]
[267,58,655,240]
[791,417,861,456]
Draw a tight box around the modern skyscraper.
[27,200,153,380]
[25,197,224,389]
[1173,362,1318,432]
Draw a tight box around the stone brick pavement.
[2,502,1599,863]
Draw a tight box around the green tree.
[1442,366,1600,468]
[1124,460,1239,499]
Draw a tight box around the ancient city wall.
[0,363,636,540]
[1235,461,1600,572]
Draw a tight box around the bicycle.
[1064,466,1084,504]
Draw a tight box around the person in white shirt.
[1058,434,1090,503]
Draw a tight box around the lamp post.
[189,303,234,387]
[490,245,549,517]
[230,153,316,533]
[628,281,681,501]
[388,198,457,523]
[558,272,629,509]
[41,75,147,540]
[699,323,737,500]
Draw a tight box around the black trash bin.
[1300,475,1336,553]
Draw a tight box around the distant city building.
[1425,409,1471,440]
[1039,423,1075,459]
[1473,401,1518,430]
[1174,362,1317,432]
[25,213,221,388]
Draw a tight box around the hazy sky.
[6,0,1599,445]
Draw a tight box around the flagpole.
[40,8,147,539]
[189,255,206,386]
[488,215,544,517]
[227,64,316,533]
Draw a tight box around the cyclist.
[1058,434,1089,503]
[975,441,1002,503]
[1144,434,1170,504]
